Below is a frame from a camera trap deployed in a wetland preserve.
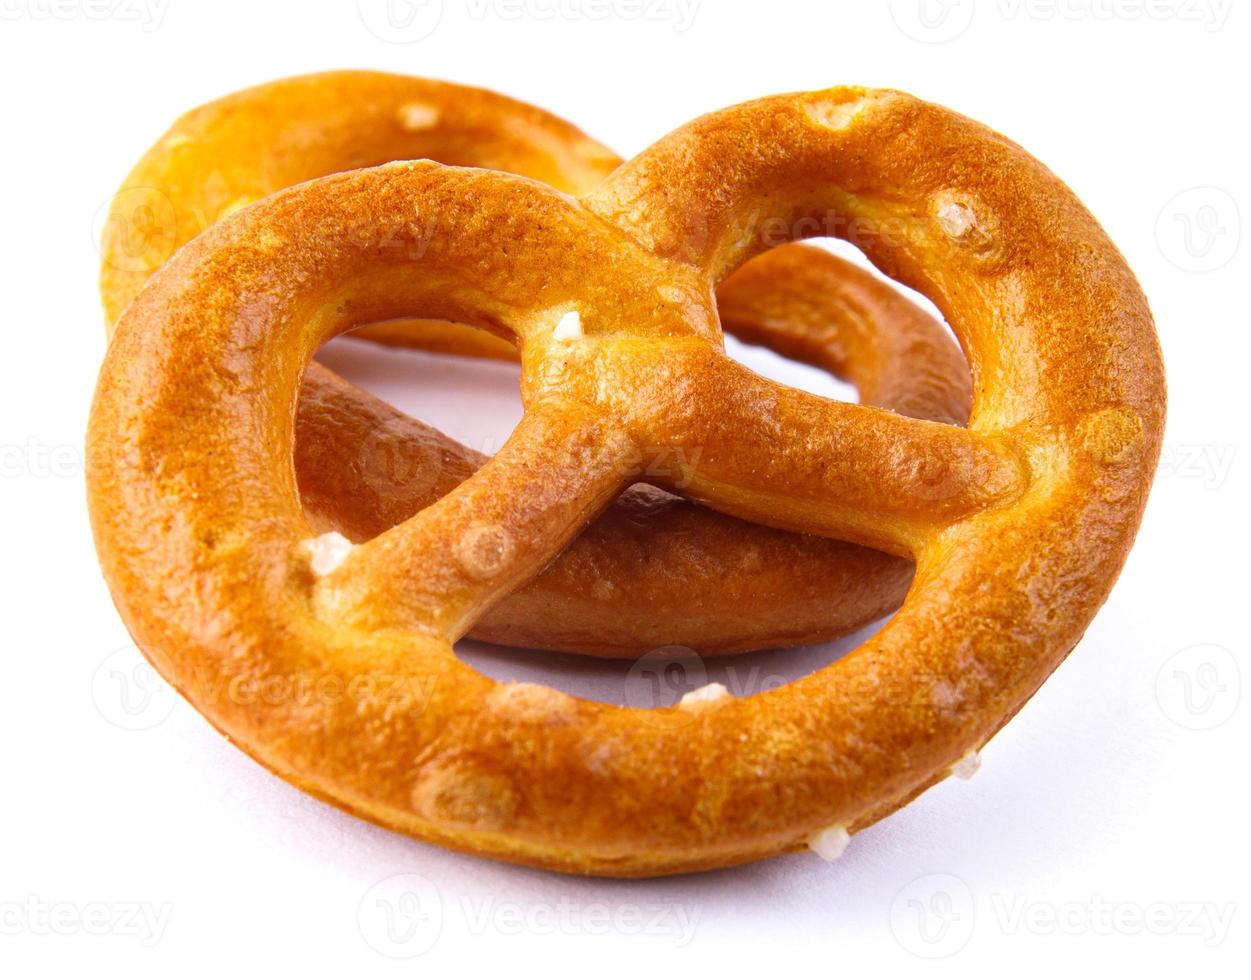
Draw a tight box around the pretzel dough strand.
[99,71,620,326]
[533,336,1021,555]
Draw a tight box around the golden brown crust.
[88,86,1164,876]
[100,71,970,655]
[98,70,620,326]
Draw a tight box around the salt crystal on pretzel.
[678,683,730,708]
[552,310,583,341]
[952,750,981,781]
[807,825,852,862]
[303,531,353,576]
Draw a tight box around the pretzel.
[99,71,970,655]
[88,87,1163,875]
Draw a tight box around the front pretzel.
[87,88,1164,876]
[98,71,974,656]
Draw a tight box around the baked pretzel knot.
[88,88,1165,875]
[98,71,972,655]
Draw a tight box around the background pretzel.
[99,71,969,655]
[88,86,1163,876]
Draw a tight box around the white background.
[1,0,1247,976]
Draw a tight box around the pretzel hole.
[721,240,971,425]
[454,617,890,710]
[301,333,525,543]
[317,332,522,452]
[722,333,858,405]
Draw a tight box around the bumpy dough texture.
[88,84,1164,876]
[99,71,970,655]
